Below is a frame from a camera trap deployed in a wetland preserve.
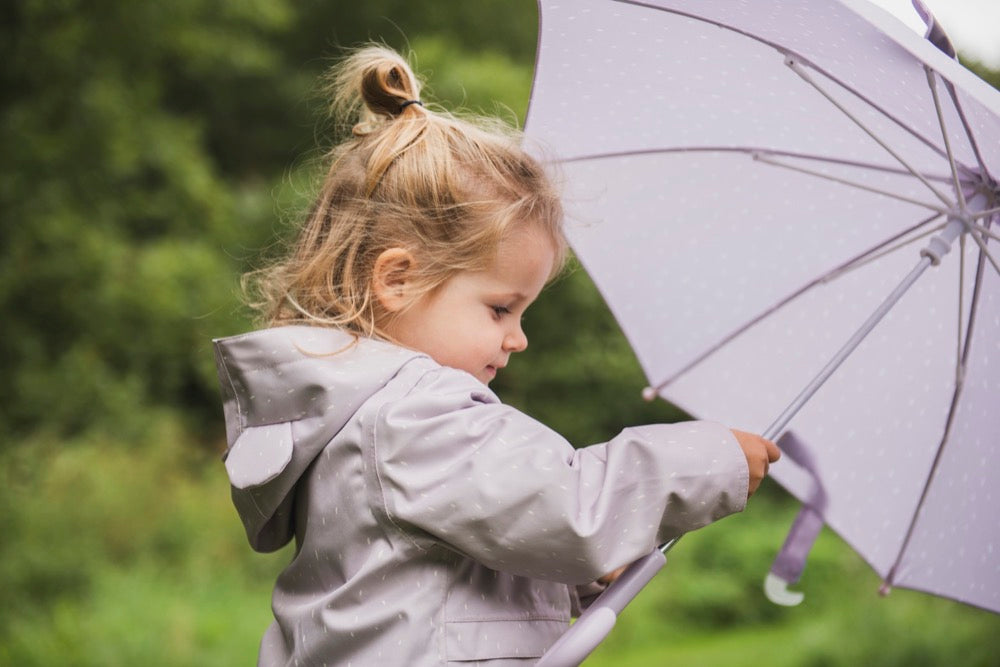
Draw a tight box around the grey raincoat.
[214,325,749,666]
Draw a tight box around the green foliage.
[966,57,1000,91]
[0,0,550,441]
[0,420,289,665]
[3,1,1000,665]
[280,0,537,68]
[409,35,535,120]
[0,0,290,438]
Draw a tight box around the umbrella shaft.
[763,219,964,442]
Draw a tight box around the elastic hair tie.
[399,99,423,110]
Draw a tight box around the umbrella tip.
[642,386,657,402]
[764,573,805,606]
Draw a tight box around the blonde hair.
[245,45,566,337]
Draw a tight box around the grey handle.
[537,543,674,666]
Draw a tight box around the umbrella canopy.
[525,0,1000,621]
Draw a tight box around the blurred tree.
[3,0,996,449]
[0,0,554,442]
[965,57,1000,91]
[0,0,294,437]
[282,0,537,68]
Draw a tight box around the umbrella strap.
[769,504,824,585]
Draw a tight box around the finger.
[598,566,627,584]
[765,438,781,462]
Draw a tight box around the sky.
[866,0,1000,66]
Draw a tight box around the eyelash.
[491,305,511,318]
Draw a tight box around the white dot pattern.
[527,0,1000,612]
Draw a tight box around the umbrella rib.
[750,152,952,184]
[560,146,953,185]
[972,222,1000,242]
[786,58,954,209]
[884,223,990,590]
[649,212,944,393]
[611,0,976,181]
[753,153,947,214]
[885,357,967,591]
[823,223,947,279]
[943,79,993,182]
[924,67,967,211]
[957,234,966,385]
[966,224,1000,277]
[971,207,1000,221]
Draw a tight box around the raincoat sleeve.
[367,367,748,585]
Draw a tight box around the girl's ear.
[372,248,417,313]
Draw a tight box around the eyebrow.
[488,291,530,304]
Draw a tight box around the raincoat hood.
[213,325,427,552]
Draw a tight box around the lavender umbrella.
[526,0,999,663]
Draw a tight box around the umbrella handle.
[537,539,678,666]
[535,607,618,667]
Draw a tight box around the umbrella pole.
[539,219,969,666]
[761,216,965,442]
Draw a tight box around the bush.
[0,418,290,666]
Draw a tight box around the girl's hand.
[731,429,781,499]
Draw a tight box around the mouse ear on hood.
[224,421,294,490]
[223,421,298,553]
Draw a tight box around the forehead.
[468,224,557,297]
[496,222,557,268]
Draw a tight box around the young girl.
[214,45,778,666]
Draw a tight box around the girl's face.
[384,225,556,384]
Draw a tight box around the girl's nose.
[504,323,528,353]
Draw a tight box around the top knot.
[328,45,425,134]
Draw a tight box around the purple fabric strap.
[769,431,826,584]
[911,0,957,59]
[769,504,824,583]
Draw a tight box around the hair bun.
[360,59,418,116]
[330,45,424,132]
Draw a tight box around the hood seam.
[214,341,246,439]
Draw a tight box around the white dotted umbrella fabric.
[526,0,1000,613]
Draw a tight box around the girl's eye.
[491,305,511,318]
